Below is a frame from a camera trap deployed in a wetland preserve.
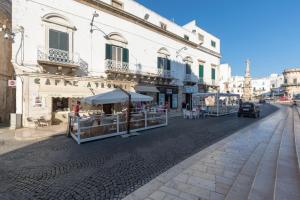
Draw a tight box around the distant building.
[218,64,231,93]
[228,73,283,99]
[228,76,244,96]
[282,68,300,98]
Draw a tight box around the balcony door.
[49,29,69,63]
[112,46,123,63]
[106,44,129,71]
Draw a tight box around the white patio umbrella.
[83,88,153,105]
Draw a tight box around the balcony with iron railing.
[184,73,198,83]
[37,47,88,74]
[105,59,172,79]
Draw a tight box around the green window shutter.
[212,68,216,80]
[157,57,162,69]
[105,44,112,60]
[122,48,129,63]
[199,64,204,78]
[167,59,171,70]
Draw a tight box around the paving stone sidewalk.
[123,106,285,200]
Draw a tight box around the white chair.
[183,109,187,119]
[193,109,201,119]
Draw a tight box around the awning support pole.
[118,87,131,135]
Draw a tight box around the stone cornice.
[75,0,221,58]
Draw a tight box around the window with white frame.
[42,13,76,63]
[198,33,204,42]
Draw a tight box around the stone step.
[274,107,300,200]
[225,143,268,200]
[247,116,286,200]
[225,112,285,200]
[294,106,300,172]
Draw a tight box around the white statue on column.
[243,59,252,101]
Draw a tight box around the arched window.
[105,32,129,71]
[42,13,76,63]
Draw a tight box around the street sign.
[8,80,16,87]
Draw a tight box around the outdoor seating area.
[182,108,208,119]
[67,88,168,144]
[191,92,240,117]
[68,110,167,144]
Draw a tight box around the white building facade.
[282,68,300,98]
[218,63,231,93]
[228,76,244,97]
[228,74,284,99]
[11,0,221,127]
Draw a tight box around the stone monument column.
[242,59,252,101]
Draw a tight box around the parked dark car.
[238,102,260,118]
[259,99,266,104]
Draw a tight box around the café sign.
[33,77,130,90]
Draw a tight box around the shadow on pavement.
[0,104,279,200]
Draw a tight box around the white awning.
[83,88,153,105]
[134,85,159,93]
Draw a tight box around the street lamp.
[89,11,108,38]
[176,46,187,58]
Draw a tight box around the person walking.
[73,101,81,117]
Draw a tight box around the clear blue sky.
[136,0,300,77]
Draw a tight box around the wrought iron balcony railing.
[198,78,204,84]
[37,47,89,73]
[184,74,197,83]
[105,59,129,73]
[38,48,77,65]
[105,59,172,79]
[157,68,171,78]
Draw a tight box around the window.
[160,22,167,30]
[199,64,204,80]
[211,68,216,80]
[106,44,129,63]
[198,33,204,42]
[294,78,297,84]
[157,57,170,70]
[284,78,288,84]
[112,0,123,9]
[184,35,189,41]
[211,40,216,47]
[186,64,192,75]
[42,13,75,64]
[49,29,69,51]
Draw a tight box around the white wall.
[12,0,221,86]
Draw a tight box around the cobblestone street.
[0,104,278,200]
